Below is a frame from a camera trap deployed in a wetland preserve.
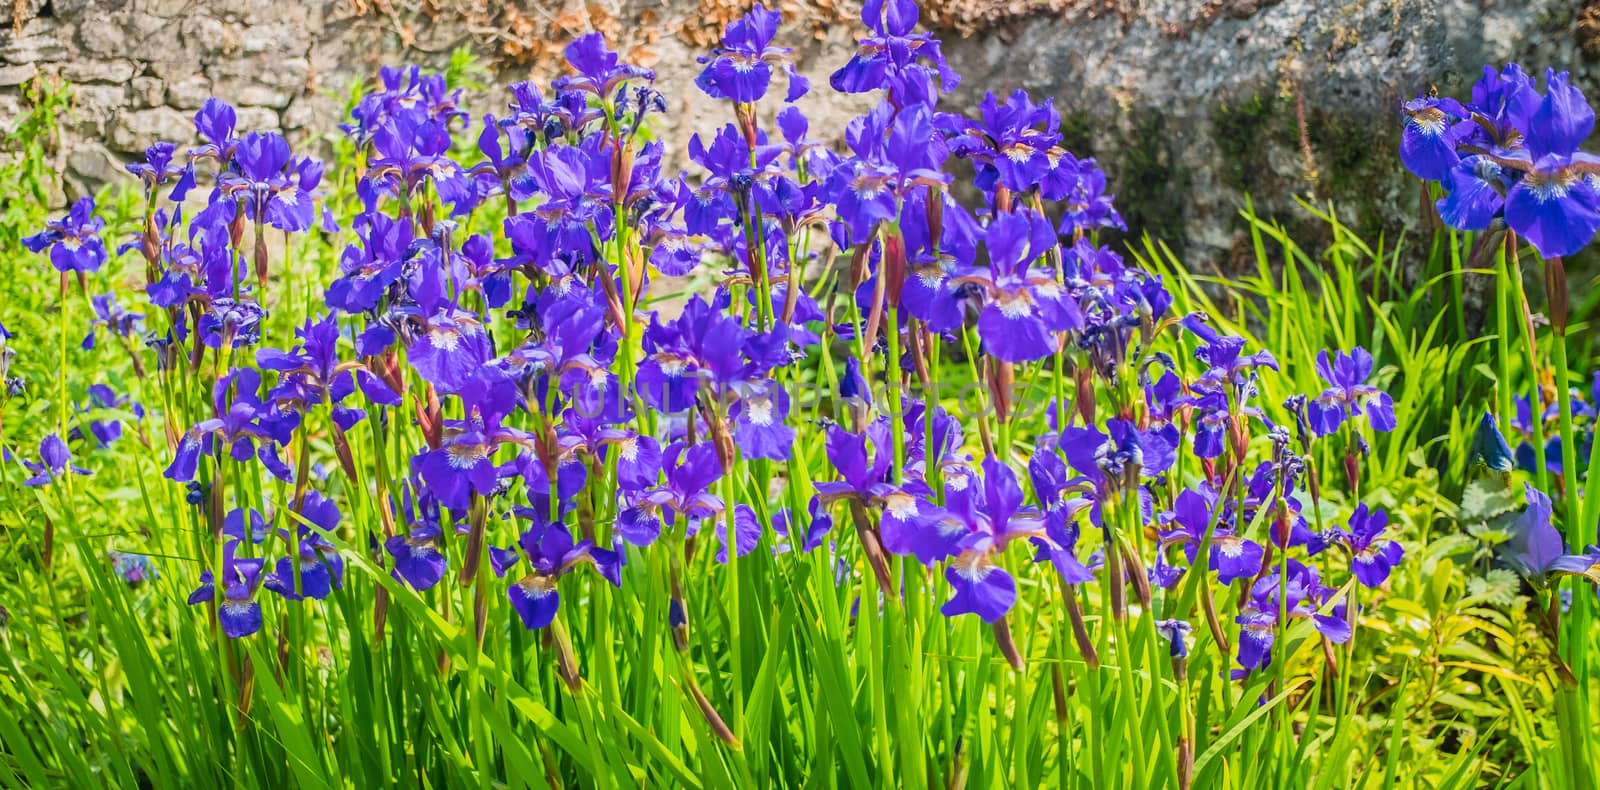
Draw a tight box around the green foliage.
[1140,198,1600,787]
[445,45,491,93]
[0,76,70,254]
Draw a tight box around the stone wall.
[2,0,1595,262]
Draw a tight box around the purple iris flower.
[905,399,967,480]
[1028,512,1101,590]
[219,132,329,233]
[1183,315,1278,392]
[715,505,765,562]
[144,224,238,311]
[814,422,948,558]
[470,113,536,203]
[257,314,401,417]
[1308,347,1396,436]
[82,293,142,351]
[386,523,449,591]
[731,382,795,461]
[696,6,809,103]
[23,197,108,275]
[830,0,959,103]
[190,98,240,163]
[325,213,415,313]
[1435,156,1508,231]
[1027,449,1083,530]
[412,420,527,512]
[1505,484,1600,585]
[958,209,1080,363]
[885,465,970,565]
[815,422,891,502]
[343,65,466,145]
[166,368,296,482]
[636,294,758,410]
[553,33,655,99]
[1500,69,1600,257]
[1399,96,1470,182]
[941,89,1061,194]
[628,441,726,537]
[1054,158,1126,235]
[519,291,615,408]
[187,543,267,638]
[826,103,951,245]
[1156,619,1192,659]
[940,553,1016,622]
[1469,412,1517,473]
[491,516,623,630]
[506,81,581,142]
[1235,560,1351,672]
[1158,486,1263,585]
[1466,63,1541,147]
[360,115,470,213]
[897,192,981,333]
[938,458,1047,622]
[111,552,156,587]
[774,497,834,553]
[502,142,614,272]
[126,141,194,200]
[198,298,268,349]
[1142,369,1185,449]
[838,356,874,411]
[679,124,788,235]
[263,492,346,601]
[1184,391,1232,460]
[1058,418,1173,500]
[21,433,91,487]
[1340,504,1404,588]
[223,507,270,545]
[1414,66,1600,257]
[395,250,493,395]
[76,383,142,448]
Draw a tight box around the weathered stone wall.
[2,0,1594,262]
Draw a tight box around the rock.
[147,54,205,83]
[207,56,309,109]
[166,75,214,110]
[49,0,108,15]
[130,76,164,108]
[0,63,37,87]
[3,22,71,63]
[109,107,192,152]
[75,18,126,58]
[67,143,127,187]
[72,84,128,137]
[281,92,341,132]
[61,59,139,84]
[0,94,24,136]
[177,15,229,59]
[235,106,282,134]
[3,0,45,29]
[142,0,199,17]
[236,22,303,56]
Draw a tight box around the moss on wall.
[1058,108,1095,160]
[1211,93,1290,195]
[1115,111,1190,251]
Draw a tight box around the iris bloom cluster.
[16,0,1405,698]
[1401,64,1600,257]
